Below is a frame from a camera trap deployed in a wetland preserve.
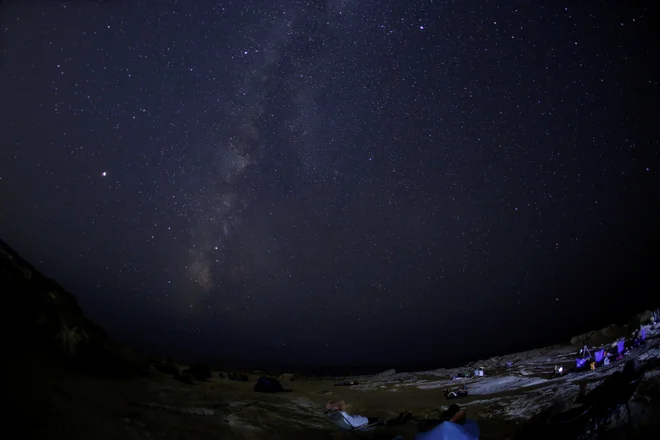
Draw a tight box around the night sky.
[1,0,658,369]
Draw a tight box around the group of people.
[323,400,480,440]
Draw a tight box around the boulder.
[636,310,654,325]
[373,369,396,380]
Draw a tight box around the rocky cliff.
[1,239,146,376]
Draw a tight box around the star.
[0,0,655,369]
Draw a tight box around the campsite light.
[558,366,564,374]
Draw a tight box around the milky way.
[1,1,657,366]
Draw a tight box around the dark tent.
[253,376,290,393]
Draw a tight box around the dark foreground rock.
[1,239,147,377]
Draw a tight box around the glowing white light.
[101,171,107,177]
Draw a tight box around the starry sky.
[1,0,658,369]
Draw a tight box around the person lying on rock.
[444,384,468,399]
[324,400,412,430]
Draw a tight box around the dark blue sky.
[1,0,658,368]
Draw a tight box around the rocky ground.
[3,239,660,439]
[6,323,660,440]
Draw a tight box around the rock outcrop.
[569,309,658,347]
[570,323,631,347]
[1,239,146,376]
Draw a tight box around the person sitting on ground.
[324,400,412,430]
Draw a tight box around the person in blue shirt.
[415,404,480,440]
